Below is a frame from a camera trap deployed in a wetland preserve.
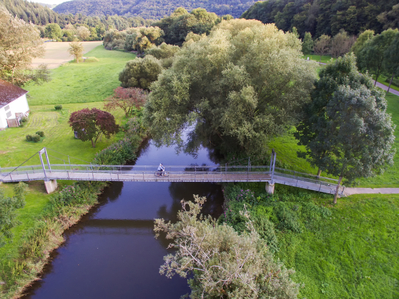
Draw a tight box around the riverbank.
[0,134,145,299]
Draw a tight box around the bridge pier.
[265,182,275,194]
[44,180,58,194]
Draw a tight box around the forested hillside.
[2,0,151,30]
[53,0,255,19]
[242,0,399,38]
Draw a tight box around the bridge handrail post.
[26,172,29,180]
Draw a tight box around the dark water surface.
[23,139,224,299]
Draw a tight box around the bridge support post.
[265,182,275,194]
[44,179,58,194]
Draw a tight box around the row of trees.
[353,29,399,91]
[302,29,356,60]
[242,0,399,39]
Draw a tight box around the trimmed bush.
[20,117,28,123]
[36,131,44,137]
[54,105,63,110]
[31,134,41,142]
[26,134,32,141]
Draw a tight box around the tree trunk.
[316,168,322,178]
[333,176,343,204]
[387,72,395,93]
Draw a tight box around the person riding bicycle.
[157,163,165,176]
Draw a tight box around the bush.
[36,131,44,137]
[26,135,32,141]
[54,105,62,110]
[20,117,28,123]
[31,134,41,142]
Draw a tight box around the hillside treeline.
[53,0,256,19]
[242,0,399,38]
[2,0,151,30]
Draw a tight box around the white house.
[0,79,30,129]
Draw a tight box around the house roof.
[0,79,28,109]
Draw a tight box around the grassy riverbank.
[221,184,399,299]
[0,45,140,298]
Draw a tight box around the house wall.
[0,94,29,129]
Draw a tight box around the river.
[22,138,224,298]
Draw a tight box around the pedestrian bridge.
[0,163,344,196]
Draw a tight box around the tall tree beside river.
[144,19,317,158]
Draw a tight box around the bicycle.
[154,171,169,177]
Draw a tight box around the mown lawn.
[275,190,399,299]
[26,46,135,106]
[304,54,335,64]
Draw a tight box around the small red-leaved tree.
[104,87,148,117]
[69,108,119,147]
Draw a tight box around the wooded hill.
[242,0,399,38]
[53,0,256,19]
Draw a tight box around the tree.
[44,23,62,40]
[104,87,148,117]
[302,32,313,55]
[154,195,300,298]
[0,7,45,86]
[330,29,356,58]
[144,42,180,68]
[0,183,26,247]
[68,41,84,63]
[377,4,399,30]
[295,54,396,204]
[357,29,398,85]
[77,26,90,40]
[313,34,331,62]
[69,108,119,147]
[144,20,317,158]
[383,32,399,93]
[119,55,163,89]
[351,30,374,57]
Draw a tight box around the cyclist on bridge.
[157,163,165,176]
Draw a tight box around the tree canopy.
[69,108,119,147]
[144,19,317,158]
[0,7,45,86]
[295,54,396,203]
[154,195,300,298]
[68,41,84,63]
[104,87,148,117]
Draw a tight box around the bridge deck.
[0,164,344,195]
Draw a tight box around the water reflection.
[22,137,224,299]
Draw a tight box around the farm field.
[31,41,103,69]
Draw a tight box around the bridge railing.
[0,164,272,178]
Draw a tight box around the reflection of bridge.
[0,148,344,196]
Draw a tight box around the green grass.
[304,54,335,64]
[0,46,130,168]
[26,46,135,106]
[276,191,399,298]
[0,182,51,263]
[374,74,399,92]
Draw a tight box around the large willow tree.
[144,19,317,157]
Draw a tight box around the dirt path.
[343,187,399,196]
[31,41,103,69]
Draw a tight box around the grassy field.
[26,46,134,106]
[31,41,103,69]
[0,46,133,168]
[276,189,399,298]
[304,54,335,64]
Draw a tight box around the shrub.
[54,105,62,110]
[36,131,44,137]
[31,134,41,142]
[20,117,28,123]
[26,135,32,141]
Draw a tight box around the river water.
[23,139,224,298]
